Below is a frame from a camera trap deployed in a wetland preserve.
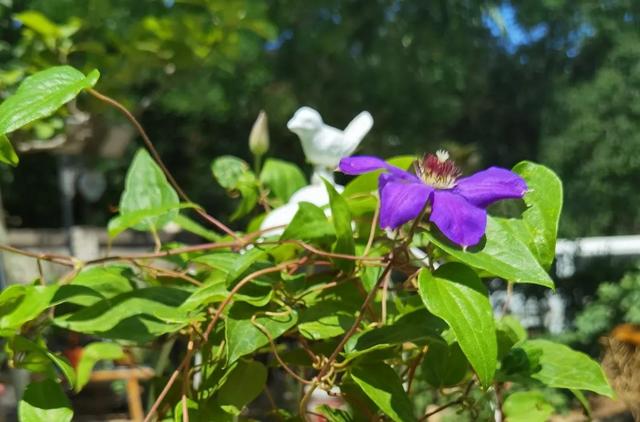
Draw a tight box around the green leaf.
[0,284,57,333]
[194,247,269,285]
[11,336,76,388]
[225,303,298,364]
[217,359,267,415]
[14,11,63,38]
[75,342,124,392]
[512,161,563,270]
[280,202,336,245]
[418,263,497,387]
[503,391,554,422]
[119,148,179,232]
[421,341,469,388]
[54,287,189,342]
[108,202,196,238]
[259,158,306,202]
[0,66,99,136]
[173,214,221,241]
[299,300,356,340]
[424,216,555,289]
[350,363,416,422]
[519,339,613,397]
[316,405,354,422]
[19,379,73,422]
[230,173,259,220]
[53,265,134,307]
[172,277,273,324]
[211,155,249,190]
[344,309,446,362]
[323,180,355,272]
[496,315,527,359]
[211,156,259,220]
[0,134,18,166]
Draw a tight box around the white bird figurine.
[287,106,373,183]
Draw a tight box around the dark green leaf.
[19,379,73,422]
[344,309,446,362]
[422,341,469,388]
[217,359,267,415]
[317,405,355,422]
[351,363,416,422]
[418,263,497,387]
[119,148,179,232]
[11,336,76,388]
[496,315,527,359]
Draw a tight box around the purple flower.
[338,151,527,247]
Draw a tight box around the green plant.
[0,66,612,422]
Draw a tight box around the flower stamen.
[415,150,461,189]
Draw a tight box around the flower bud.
[249,110,269,157]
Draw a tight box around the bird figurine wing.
[341,111,373,157]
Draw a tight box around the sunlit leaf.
[418,263,497,387]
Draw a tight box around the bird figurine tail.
[342,111,374,157]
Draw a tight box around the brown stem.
[406,346,428,395]
[143,357,188,422]
[251,316,313,385]
[142,259,304,422]
[87,88,238,240]
[134,260,202,286]
[203,260,302,340]
[363,203,380,256]
[0,244,74,266]
[263,239,384,262]
[181,339,193,422]
[298,261,393,418]
[380,269,391,325]
[418,380,474,421]
[85,240,238,265]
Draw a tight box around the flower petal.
[339,156,416,179]
[379,178,432,229]
[339,156,388,174]
[453,167,527,208]
[430,190,487,247]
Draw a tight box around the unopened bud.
[249,110,269,157]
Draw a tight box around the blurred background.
[1,0,640,418]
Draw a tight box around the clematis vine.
[339,151,527,247]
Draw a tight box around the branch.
[88,88,238,240]
[298,261,394,417]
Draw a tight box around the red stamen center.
[415,150,460,189]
